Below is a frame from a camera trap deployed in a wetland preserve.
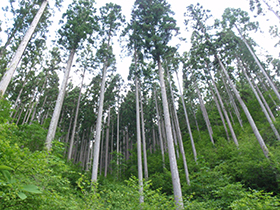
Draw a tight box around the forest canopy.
[0,0,280,209]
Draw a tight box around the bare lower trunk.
[236,24,280,102]
[104,108,111,177]
[195,82,214,145]
[117,107,120,165]
[217,55,269,158]
[206,77,230,142]
[221,74,243,128]
[209,73,239,147]
[0,0,49,95]
[176,71,197,162]
[135,75,144,203]
[154,89,165,168]
[139,82,148,180]
[240,64,280,141]
[167,69,190,184]
[91,61,108,182]
[68,69,85,160]
[46,48,75,151]
[158,59,183,208]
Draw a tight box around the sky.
[0,0,279,88]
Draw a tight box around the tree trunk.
[195,82,214,145]
[46,48,75,151]
[167,69,190,184]
[240,62,280,141]
[176,71,197,162]
[91,59,108,182]
[68,69,85,160]
[157,58,183,208]
[256,73,277,107]
[209,72,239,147]
[99,127,105,176]
[135,71,144,203]
[235,24,280,102]
[262,0,280,21]
[0,0,49,96]
[139,83,148,180]
[206,76,230,142]
[154,89,165,168]
[217,55,269,158]
[221,74,243,128]
[104,108,111,177]
[117,106,120,165]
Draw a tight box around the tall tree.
[0,0,50,95]
[91,3,125,182]
[45,0,98,151]
[131,0,183,207]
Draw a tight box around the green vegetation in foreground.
[1,98,280,209]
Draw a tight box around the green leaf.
[0,165,14,171]
[18,192,27,200]
[22,185,42,194]
[1,170,12,183]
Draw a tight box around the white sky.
[0,0,279,88]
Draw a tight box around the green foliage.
[0,99,11,123]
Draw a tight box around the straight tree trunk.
[221,74,243,128]
[91,60,108,182]
[176,71,197,162]
[0,0,49,96]
[16,105,24,125]
[117,106,120,165]
[195,82,214,145]
[135,60,144,203]
[157,58,183,208]
[242,63,276,121]
[235,24,280,102]
[206,77,230,142]
[170,110,180,158]
[209,72,239,147]
[64,116,73,157]
[104,108,111,177]
[152,126,156,153]
[46,48,75,151]
[139,82,148,180]
[240,63,280,141]
[191,101,201,138]
[167,69,190,184]
[154,89,165,167]
[68,69,85,160]
[10,78,27,117]
[256,73,277,107]
[217,55,269,158]
[255,80,276,121]
[99,127,105,176]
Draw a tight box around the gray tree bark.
[0,0,49,95]
[68,69,85,160]
[91,60,108,182]
[176,71,197,162]
[46,48,75,151]
[104,108,111,177]
[236,24,280,102]
[217,55,269,158]
[158,59,183,208]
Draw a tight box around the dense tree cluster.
[1,0,280,209]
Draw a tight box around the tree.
[91,3,125,182]
[0,0,49,96]
[45,0,98,151]
[131,0,183,207]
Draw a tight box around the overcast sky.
[0,0,279,87]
